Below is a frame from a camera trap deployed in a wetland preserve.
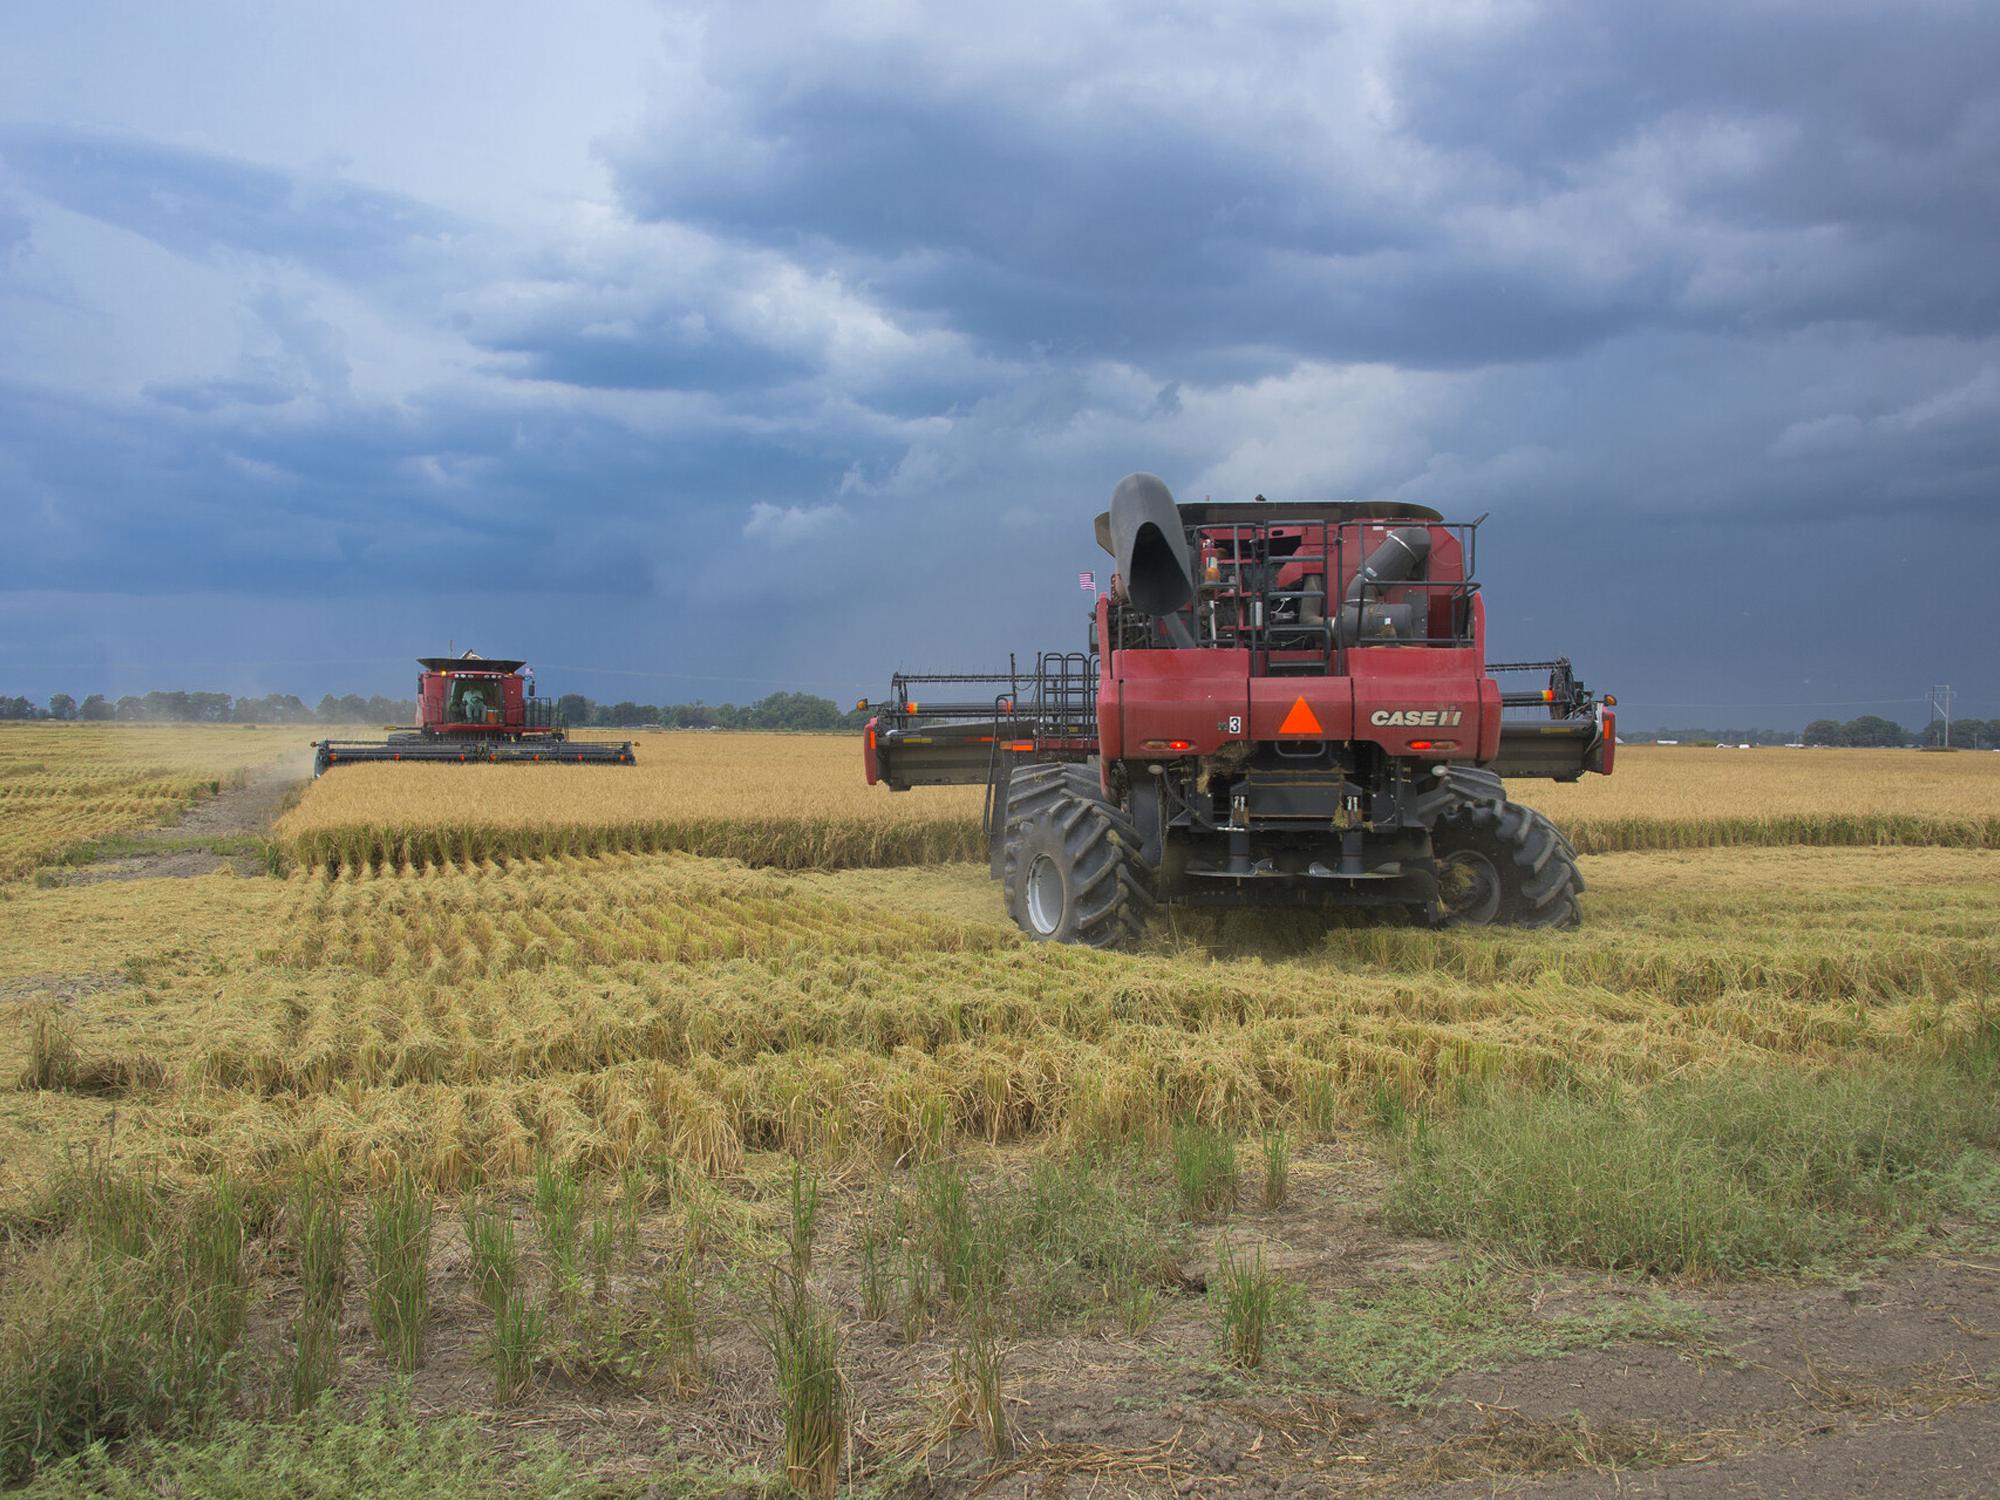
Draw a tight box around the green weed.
[531,1152,584,1299]
[461,1195,516,1318]
[921,1162,1000,1309]
[17,1390,602,1498]
[490,1290,544,1406]
[953,1322,1010,1459]
[763,1266,844,1500]
[0,1171,251,1481]
[287,1162,347,1414]
[1387,1054,2000,1275]
[588,1215,617,1299]
[1214,1242,1276,1370]
[362,1167,432,1373]
[1260,1129,1290,1210]
[1171,1122,1239,1220]
[786,1160,820,1280]
[1272,1263,1703,1407]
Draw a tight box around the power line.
[532,663,869,692]
[1929,684,1955,747]
[1614,697,1936,710]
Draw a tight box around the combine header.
[861,474,1616,945]
[312,653,634,777]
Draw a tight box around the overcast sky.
[2,0,1996,726]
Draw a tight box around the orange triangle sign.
[1278,696,1323,735]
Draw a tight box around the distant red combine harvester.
[311,652,634,776]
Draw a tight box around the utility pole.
[1928,684,1955,748]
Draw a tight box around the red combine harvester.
[312,653,634,777]
[861,473,1615,946]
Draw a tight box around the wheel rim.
[1025,853,1066,935]
[1437,849,1502,924]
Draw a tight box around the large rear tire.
[1001,765,1155,949]
[1431,799,1583,929]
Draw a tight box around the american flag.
[1078,571,1096,591]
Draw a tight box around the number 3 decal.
[1226,715,1243,734]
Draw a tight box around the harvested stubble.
[0,725,300,879]
[276,731,984,873]
[2,841,1993,1196]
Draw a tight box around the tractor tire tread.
[1431,797,1582,930]
[1001,776,1156,950]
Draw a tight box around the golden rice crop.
[1518,744,2000,851]
[277,731,985,872]
[3,841,1992,1197]
[7,731,2000,1202]
[0,724,302,879]
[277,738,2000,875]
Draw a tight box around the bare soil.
[63,754,311,884]
[227,1144,2000,1498]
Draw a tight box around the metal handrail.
[1171,518,1481,666]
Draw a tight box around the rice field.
[4,725,1998,1491]
[6,734,1997,1181]
[275,730,986,873]
[0,724,303,879]
[272,738,2000,876]
[1521,744,2000,852]
[3,831,1994,1197]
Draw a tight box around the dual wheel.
[998,763,1583,947]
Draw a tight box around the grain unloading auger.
[311,653,635,777]
[860,474,1616,946]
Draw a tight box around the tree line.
[553,691,864,731]
[0,691,413,724]
[1803,715,1998,749]
[0,688,863,731]
[1629,716,1994,749]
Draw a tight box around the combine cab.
[312,653,635,776]
[861,474,1616,944]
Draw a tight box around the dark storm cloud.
[0,126,458,277]
[609,82,1483,366]
[1391,1,2000,336]
[607,3,2000,366]
[614,85,1412,304]
[2,2,1996,721]
[1397,1,2000,221]
[1,371,867,600]
[475,311,813,392]
[143,378,296,413]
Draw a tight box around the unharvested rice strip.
[1564,812,2000,854]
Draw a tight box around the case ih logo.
[1370,709,1464,727]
